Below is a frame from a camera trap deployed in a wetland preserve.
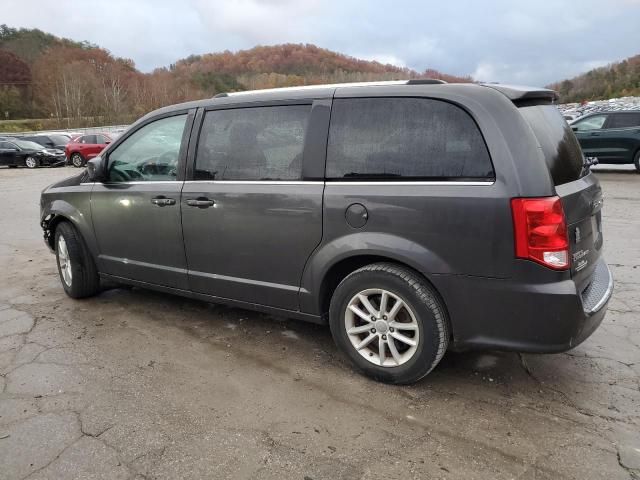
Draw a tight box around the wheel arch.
[300,232,452,325]
[42,200,98,257]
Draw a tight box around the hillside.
[172,44,471,92]
[0,24,94,64]
[0,25,471,130]
[548,54,640,103]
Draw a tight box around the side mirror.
[86,157,105,182]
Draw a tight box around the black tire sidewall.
[54,223,91,298]
[634,150,640,173]
[71,154,84,168]
[329,267,446,384]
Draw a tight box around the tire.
[70,153,85,168]
[25,156,39,169]
[634,150,640,173]
[329,263,449,384]
[54,222,100,299]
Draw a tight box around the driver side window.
[107,114,187,182]
[573,115,607,131]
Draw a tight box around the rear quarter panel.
[300,85,555,315]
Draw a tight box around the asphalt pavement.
[0,167,638,479]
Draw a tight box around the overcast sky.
[4,0,640,85]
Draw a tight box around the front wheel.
[55,222,100,298]
[25,156,39,169]
[70,153,84,168]
[329,263,449,384]
[634,150,640,173]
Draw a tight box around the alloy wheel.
[25,157,37,168]
[344,288,420,367]
[57,236,73,287]
[71,154,83,168]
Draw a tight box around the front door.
[181,103,325,310]
[573,114,609,159]
[91,112,193,289]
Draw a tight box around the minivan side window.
[573,115,607,131]
[107,114,187,182]
[194,105,310,181]
[608,113,640,129]
[325,98,494,180]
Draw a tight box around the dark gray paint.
[90,182,189,289]
[40,81,612,353]
[181,181,323,309]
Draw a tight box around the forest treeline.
[0,25,470,130]
[548,55,640,103]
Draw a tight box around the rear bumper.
[433,258,613,353]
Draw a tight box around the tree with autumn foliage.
[1,25,474,130]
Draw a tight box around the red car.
[65,133,112,167]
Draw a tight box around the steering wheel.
[138,151,178,177]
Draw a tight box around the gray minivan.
[40,81,613,384]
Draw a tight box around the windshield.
[519,105,585,186]
[12,139,45,150]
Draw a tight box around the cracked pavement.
[0,167,638,479]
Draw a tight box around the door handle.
[186,198,215,208]
[151,196,176,207]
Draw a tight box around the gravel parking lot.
[0,167,638,480]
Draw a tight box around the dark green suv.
[571,110,640,172]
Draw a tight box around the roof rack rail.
[213,92,229,98]
[406,79,447,85]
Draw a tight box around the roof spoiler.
[481,83,559,105]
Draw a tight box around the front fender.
[41,187,97,258]
[299,232,451,315]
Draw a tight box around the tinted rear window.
[520,105,584,186]
[195,105,310,181]
[326,98,494,180]
[608,113,640,129]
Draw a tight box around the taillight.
[511,196,569,270]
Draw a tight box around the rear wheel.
[24,156,39,169]
[55,222,100,298]
[70,153,84,168]
[634,150,640,173]
[329,263,449,384]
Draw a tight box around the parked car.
[571,110,640,172]
[65,133,112,167]
[40,81,612,384]
[0,138,66,168]
[18,133,71,151]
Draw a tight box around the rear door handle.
[186,198,215,208]
[151,196,176,207]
